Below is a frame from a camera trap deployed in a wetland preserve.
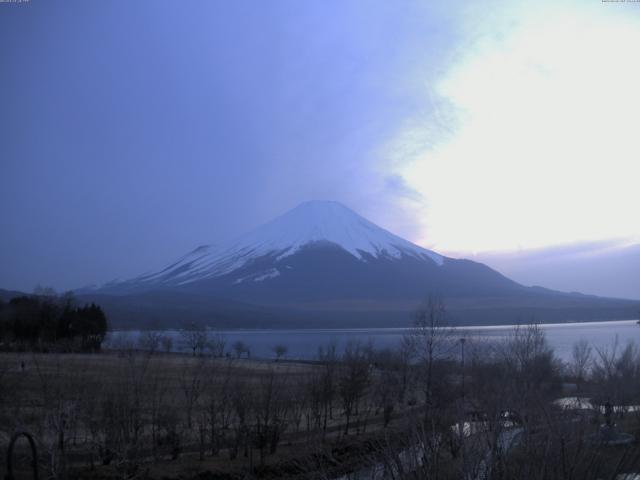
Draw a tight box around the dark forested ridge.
[4,285,640,330]
[77,288,640,330]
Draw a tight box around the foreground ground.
[3,324,640,479]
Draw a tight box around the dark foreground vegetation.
[0,289,108,353]
[2,298,640,479]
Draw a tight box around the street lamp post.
[460,337,466,402]
[459,337,467,479]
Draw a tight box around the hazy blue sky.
[1,0,639,292]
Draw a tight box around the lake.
[106,319,640,362]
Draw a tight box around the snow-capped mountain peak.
[238,200,442,264]
[103,201,444,290]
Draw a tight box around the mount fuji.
[81,201,640,328]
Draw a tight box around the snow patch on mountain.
[254,268,280,282]
[133,245,218,285]
[232,268,281,285]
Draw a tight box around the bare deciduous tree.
[338,340,371,435]
[570,338,592,388]
[138,331,162,354]
[180,323,208,356]
[160,334,173,353]
[405,296,453,412]
[206,332,226,357]
[273,344,288,361]
[179,356,207,428]
[232,340,250,359]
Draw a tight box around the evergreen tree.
[0,293,108,351]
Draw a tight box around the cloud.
[383,175,424,203]
[385,0,640,252]
[467,238,640,300]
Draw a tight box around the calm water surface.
[107,320,640,362]
[108,320,640,362]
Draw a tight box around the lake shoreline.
[107,317,638,333]
[106,319,640,362]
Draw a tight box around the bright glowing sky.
[1,0,639,291]
[389,1,640,252]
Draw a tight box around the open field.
[0,348,428,479]
[4,321,640,479]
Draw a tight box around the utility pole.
[459,337,467,480]
[461,337,466,403]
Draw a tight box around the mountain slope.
[103,201,445,292]
[95,201,520,301]
[86,201,640,327]
[471,241,640,300]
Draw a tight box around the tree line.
[0,288,108,352]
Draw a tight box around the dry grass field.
[0,349,421,479]
[5,323,640,479]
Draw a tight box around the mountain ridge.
[77,201,640,328]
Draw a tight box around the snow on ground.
[554,396,640,414]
